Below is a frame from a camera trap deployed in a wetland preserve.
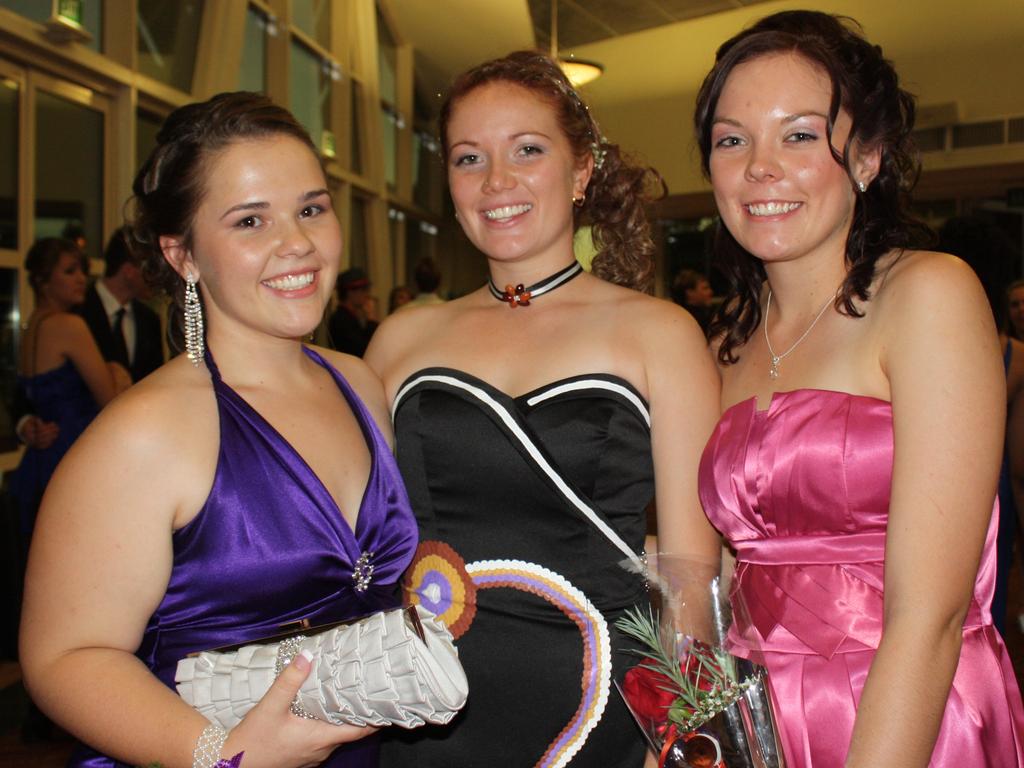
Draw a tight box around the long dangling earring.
[184,272,205,366]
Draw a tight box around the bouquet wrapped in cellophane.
[615,555,786,768]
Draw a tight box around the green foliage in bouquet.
[616,604,757,730]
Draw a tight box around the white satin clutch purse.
[175,605,468,730]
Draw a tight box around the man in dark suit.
[79,227,163,382]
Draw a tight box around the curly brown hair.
[439,50,664,293]
[694,11,933,364]
[126,92,317,350]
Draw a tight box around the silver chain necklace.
[763,288,837,379]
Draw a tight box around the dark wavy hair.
[127,91,317,346]
[695,11,933,363]
[25,237,87,297]
[440,50,664,293]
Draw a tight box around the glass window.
[405,216,438,292]
[348,196,368,270]
[377,10,397,106]
[413,129,443,214]
[0,267,19,452]
[136,108,162,178]
[0,77,18,250]
[349,80,364,175]
[35,90,103,260]
[290,40,331,152]
[136,0,204,93]
[239,4,268,93]
[292,0,330,49]
[382,106,396,190]
[0,1,47,23]
[388,207,404,280]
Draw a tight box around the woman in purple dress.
[20,93,417,768]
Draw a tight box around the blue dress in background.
[69,346,419,767]
[10,360,98,540]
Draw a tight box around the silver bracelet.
[193,722,228,768]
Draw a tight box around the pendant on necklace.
[500,283,532,308]
[769,356,781,380]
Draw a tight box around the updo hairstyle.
[440,50,665,293]
[127,92,318,322]
[25,237,87,297]
[694,11,932,363]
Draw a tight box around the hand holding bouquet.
[615,557,785,768]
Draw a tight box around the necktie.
[111,307,130,368]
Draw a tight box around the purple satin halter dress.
[699,389,1024,766]
[68,346,418,767]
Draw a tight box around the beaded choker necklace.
[487,261,583,308]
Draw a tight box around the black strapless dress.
[380,368,651,767]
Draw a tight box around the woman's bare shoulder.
[876,249,977,296]
[33,311,91,342]
[365,295,473,376]
[605,287,709,351]
[84,356,215,449]
[311,346,388,414]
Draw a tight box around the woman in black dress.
[367,51,721,767]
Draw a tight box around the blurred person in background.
[388,285,413,314]
[79,227,164,382]
[11,237,130,546]
[407,257,445,306]
[670,267,714,333]
[329,267,378,356]
[1007,279,1024,341]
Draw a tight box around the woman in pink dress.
[694,11,1024,766]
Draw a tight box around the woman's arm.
[20,373,371,768]
[846,253,1004,766]
[642,300,723,624]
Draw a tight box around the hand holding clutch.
[175,605,468,730]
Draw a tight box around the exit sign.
[56,0,83,26]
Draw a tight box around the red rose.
[622,663,676,722]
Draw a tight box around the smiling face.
[709,52,876,269]
[445,82,591,270]
[180,134,340,343]
[41,251,88,309]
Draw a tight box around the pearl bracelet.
[193,722,228,768]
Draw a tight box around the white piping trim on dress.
[394,374,646,572]
[526,379,650,428]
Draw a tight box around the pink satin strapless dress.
[699,389,1024,766]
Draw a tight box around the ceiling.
[388,0,1024,111]
[527,0,775,50]
[386,0,1024,193]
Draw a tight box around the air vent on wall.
[914,115,1024,153]
[952,121,1005,149]
[1010,118,1024,144]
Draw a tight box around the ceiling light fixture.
[550,1,603,87]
